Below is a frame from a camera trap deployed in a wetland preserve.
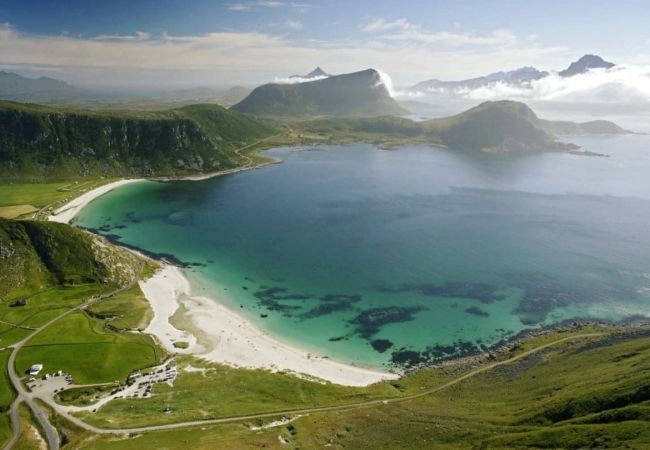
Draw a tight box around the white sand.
[140,265,399,386]
[48,179,144,224]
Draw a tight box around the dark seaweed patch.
[124,211,142,223]
[371,339,394,353]
[509,272,639,325]
[300,294,362,320]
[319,294,362,303]
[379,281,503,304]
[253,286,309,317]
[349,306,427,339]
[390,349,426,367]
[328,336,347,342]
[465,305,490,317]
[300,302,354,320]
[390,339,482,369]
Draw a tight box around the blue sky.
[1,0,649,88]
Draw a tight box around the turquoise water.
[74,135,650,370]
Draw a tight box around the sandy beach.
[140,265,399,386]
[48,179,144,224]
[50,178,398,387]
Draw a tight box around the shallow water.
[75,134,650,370]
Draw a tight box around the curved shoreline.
[48,176,399,386]
[141,265,398,386]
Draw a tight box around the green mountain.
[301,100,627,153]
[0,101,277,180]
[0,71,88,102]
[426,101,627,152]
[0,218,139,299]
[231,69,407,117]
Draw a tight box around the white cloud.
[361,18,516,47]
[228,3,251,11]
[274,75,327,84]
[361,18,415,32]
[382,28,517,47]
[228,1,313,11]
[93,31,152,41]
[285,20,303,30]
[0,23,569,87]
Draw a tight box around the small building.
[28,364,43,376]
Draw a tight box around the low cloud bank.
[404,65,650,104]
[273,75,329,84]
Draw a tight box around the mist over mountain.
[411,67,548,93]
[232,68,406,117]
[559,55,616,77]
[408,55,620,97]
[0,71,89,101]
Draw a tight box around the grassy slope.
[87,285,153,331]
[16,310,164,384]
[0,218,140,300]
[0,349,15,411]
[0,179,113,219]
[78,327,650,449]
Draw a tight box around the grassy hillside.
[0,218,139,300]
[71,326,650,449]
[232,69,407,117]
[0,100,277,180]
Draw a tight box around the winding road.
[3,261,144,450]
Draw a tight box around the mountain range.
[409,54,616,93]
[0,71,89,101]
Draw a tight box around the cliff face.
[0,102,276,179]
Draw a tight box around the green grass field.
[87,285,153,331]
[0,179,112,219]
[16,310,165,384]
[76,328,650,449]
[0,285,109,329]
[0,413,11,450]
[0,349,15,412]
[74,356,402,428]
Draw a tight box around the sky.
[2,0,650,89]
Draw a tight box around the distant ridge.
[290,67,331,79]
[411,66,548,92]
[232,68,406,117]
[559,54,615,77]
[0,71,88,101]
[410,54,616,92]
